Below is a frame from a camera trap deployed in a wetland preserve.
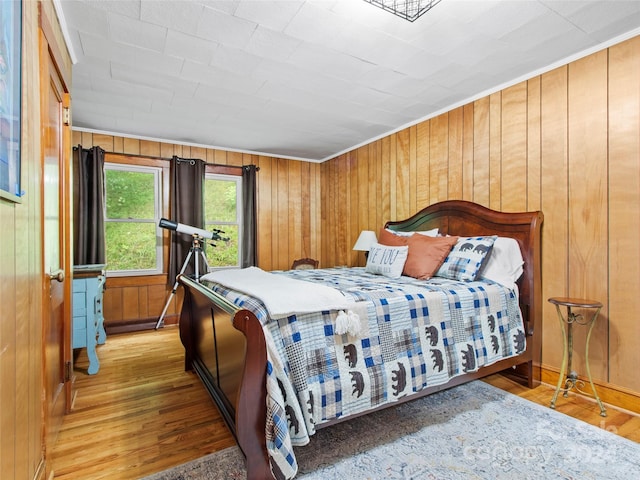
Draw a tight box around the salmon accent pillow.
[403,234,458,279]
[378,228,458,280]
[378,228,407,246]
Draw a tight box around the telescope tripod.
[155,235,209,329]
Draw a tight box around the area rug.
[141,380,640,479]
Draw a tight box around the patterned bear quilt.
[203,267,526,479]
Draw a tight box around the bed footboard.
[178,274,272,479]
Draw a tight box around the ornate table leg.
[550,304,569,410]
[584,306,607,417]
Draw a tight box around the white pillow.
[365,243,409,279]
[385,227,439,238]
[478,237,524,289]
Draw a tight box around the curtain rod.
[98,149,258,171]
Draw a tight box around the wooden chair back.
[291,258,319,270]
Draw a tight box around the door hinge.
[63,107,70,126]
[65,361,72,382]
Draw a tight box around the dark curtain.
[168,156,205,284]
[241,164,258,267]
[73,145,106,266]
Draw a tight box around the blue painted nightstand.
[73,264,107,374]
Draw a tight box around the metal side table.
[548,297,606,417]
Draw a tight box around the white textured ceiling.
[59,0,640,161]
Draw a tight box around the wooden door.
[40,28,72,464]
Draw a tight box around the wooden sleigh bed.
[178,200,543,480]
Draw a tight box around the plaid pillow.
[435,236,497,281]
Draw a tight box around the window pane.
[205,224,238,267]
[105,169,156,219]
[204,179,237,222]
[105,222,157,270]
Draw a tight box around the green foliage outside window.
[106,169,155,218]
[105,222,157,270]
[104,168,238,272]
[204,224,238,267]
[105,167,160,272]
[204,177,240,268]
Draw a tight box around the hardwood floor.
[50,327,640,480]
[50,327,235,480]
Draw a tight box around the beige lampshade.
[353,230,378,251]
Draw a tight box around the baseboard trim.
[541,365,640,415]
[105,315,179,335]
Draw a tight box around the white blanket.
[201,267,353,319]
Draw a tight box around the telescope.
[159,218,227,241]
[156,218,227,329]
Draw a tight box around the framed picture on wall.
[0,0,22,203]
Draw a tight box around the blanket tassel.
[335,310,361,337]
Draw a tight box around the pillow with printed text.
[365,242,409,279]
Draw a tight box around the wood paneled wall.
[71,131,322,330]
[321,36,640,396]
[254,156,321,271]
[0,2,70,479]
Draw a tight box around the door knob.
[49,269,65,282]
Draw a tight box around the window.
[104,163,163,276]
[204,173,242,269]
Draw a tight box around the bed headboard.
[385,200,543,342]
